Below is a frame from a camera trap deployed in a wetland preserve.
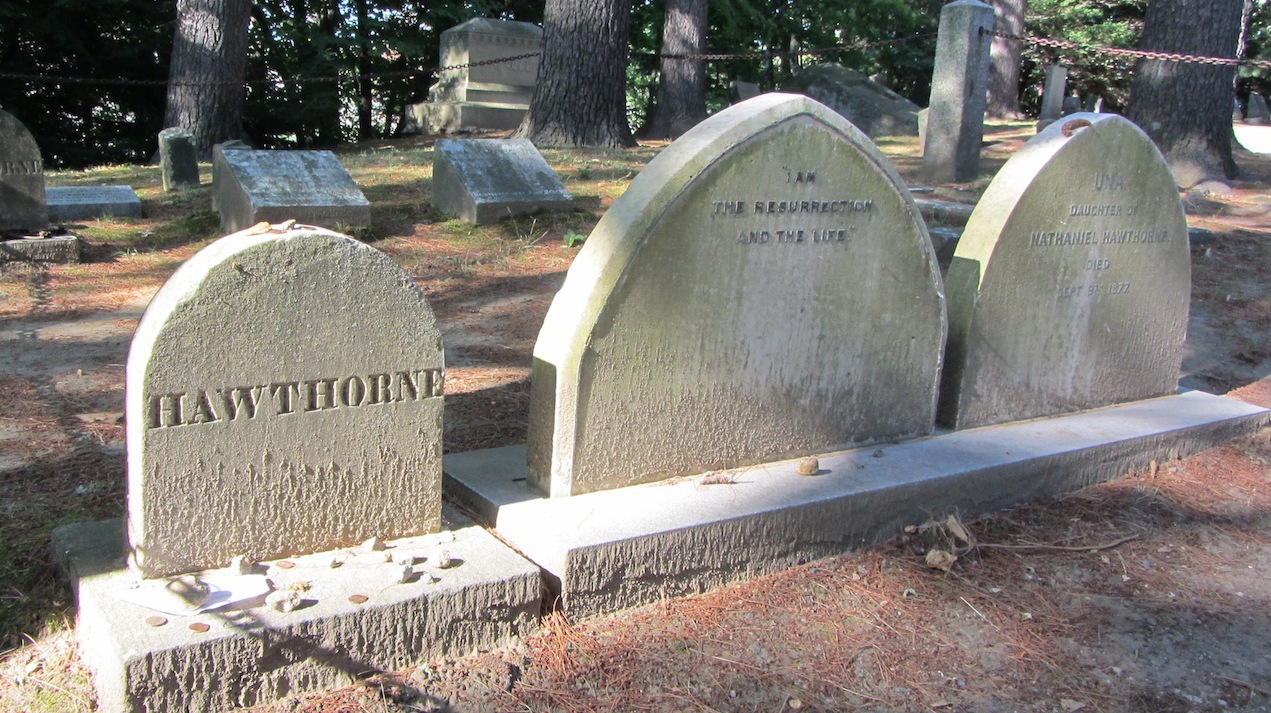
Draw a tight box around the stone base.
[402,101,528,135]
[0,235,83,263]
[53,508,542,713]
[444,390,1269,619]
[46,186,143,221]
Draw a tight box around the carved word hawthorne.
[147,368,443,430]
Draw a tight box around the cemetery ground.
[1,123,1270,713]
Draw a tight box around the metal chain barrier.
[0,34,932,88]
[985,29,1271,70]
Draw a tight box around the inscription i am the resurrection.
[711,169,877,245]
[147,368,442,429]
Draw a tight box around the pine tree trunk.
[163,0,251,160]
[641,0,709,140]
[986,0,1025,119]
[1126,0,1243,187]
[516,0,636,148]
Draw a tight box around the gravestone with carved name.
[0,107,48,232]
[939,114,1190,430]
[528,93,946,497]
[127,224,444,577]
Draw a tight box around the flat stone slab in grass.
[0,235,82,263]
[940,114,1190,429]
[213,149,370,233]
[528,93,945,497]
[0,107,47,232]
[46,185,143,221]
[54,509,541,713]
[447,391,1269,618]
[431,138,573,225]
[127,225,444,577]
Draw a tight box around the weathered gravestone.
[432,138,573,225]
[0,107,48,232]
[783,64,921,137]
[939,114,1190,430]
[212,149,371,233]
[159,127,200,190]
[46,185,143,221]
[1036,65,1068,131]
[527,93,946,497]
[923,0,994,182]
[404,18,542,134]
[729,80,761,104]
[1245,93,1270,125]
[127,224,444,577]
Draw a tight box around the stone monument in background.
[783,64,920,138]
[403,18,542,135]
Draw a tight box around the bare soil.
[1,132,1270,713]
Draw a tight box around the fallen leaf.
[925,549,957,572]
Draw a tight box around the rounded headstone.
[940,114,1190,429]
[528,93,946,497]
[126,225,444,577]
[0,107,47,233]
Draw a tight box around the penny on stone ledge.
[188,622,211,633]
[348,594,369,604]
[145,615,168,627]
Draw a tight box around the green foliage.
[1023,0,1146,113]
[1241,0,1271,105]
[563,228,586,247]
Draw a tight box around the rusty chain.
[986,29,1271,69]
[0,34,932,88]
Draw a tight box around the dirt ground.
[1,134,1270,712]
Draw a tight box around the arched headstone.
[127,225,444,577]
[528,93,946,497]
[940,114,1190,429]
[0,108,47,232]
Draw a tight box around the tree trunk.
[1126,0,1243,187]
[355,0,374,141]
[163,0,251,160]
[986,0,1025,119]
[516,0,636,148]
[642,0,709,140]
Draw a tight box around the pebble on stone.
[164,575,210,610]
[265,589,303,613]
[430,548,454,569]
[362,536,386,552]
[797,457,820,476]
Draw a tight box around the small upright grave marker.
[432,139,573,224]
[127,224,444,577]
[159,127,200,190]
[528,93,946,497]
[940,114,1190,429]
[0,107,47,233]
[213,149,370,233]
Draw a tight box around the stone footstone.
[528,93,945,497]
[0,107,47,232]
[46,185,143,221]
[159,127,200,190]
[447,391,1269,618]
[127,224,444,578]
[212,150,370,234]
[54,509,541,713]
[940,114,1190,429]
[431,138,573,225]
[0,235,82,263]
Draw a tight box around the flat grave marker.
[431,138,573,224]
[940,113,1190,429]
[213,149,370,233]
[46,185,142,221]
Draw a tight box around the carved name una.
[0,159,43,176]
[147,368,442,430]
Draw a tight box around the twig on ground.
[976,534,1140,553]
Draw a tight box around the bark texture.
[986,0,1026,118]
[641,0,709,140]
[516,0,636,148]
[1126,0,1243,187]
[163,0,251,160]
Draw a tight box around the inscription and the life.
[710,168,876,246]
[147,368,442,429]
[1023,172,1171,301]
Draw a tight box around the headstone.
[528,93,946,497]
[939,114,1189,430]
[0,108,48,233]
[210,140,253,212]
[159,127,200,190]
[923,0,995,183]
[1061,94,1082,116]
[212,149,371,233]
[1036,65,1068,131]
[403,18,543,134]
[46,185,142,221]
[783,64,921,137]
[729,81,761,104]
[432,139,573,225]
[1245,94,1270,125]
[1234,96,1245,122]
[126,224,444,577]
